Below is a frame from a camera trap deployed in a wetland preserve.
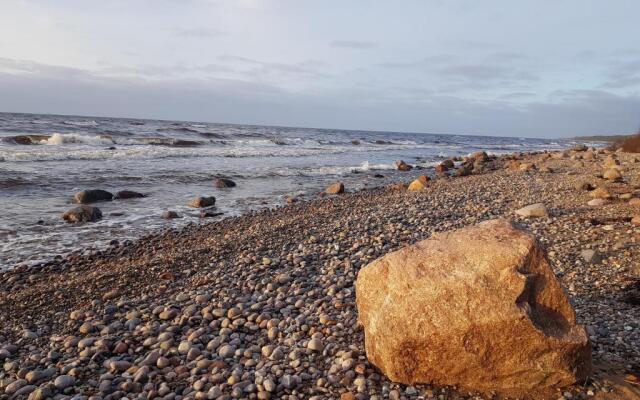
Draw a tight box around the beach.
[1,147,639,399]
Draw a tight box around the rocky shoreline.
[1,148,639,399]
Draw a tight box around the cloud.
[330,40,378,49]
[172,27,225,38]
[439,64,538,83]
[601,59,640,89]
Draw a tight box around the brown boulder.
[603,168,623,181]
[325,182,344,194]
[407,175,430,191]
[355,219,591,398]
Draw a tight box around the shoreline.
[1,148,639,399]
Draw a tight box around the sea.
[0,112,582,269]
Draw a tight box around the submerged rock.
[216,178,236,188]
[74,189,113,204]
[62,206,103,223]
[114,190,146,199]
[188,196,216,208]
[162,211,180,219]
[355,219,592,397]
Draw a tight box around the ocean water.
[0,112,576,269]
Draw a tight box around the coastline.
[1,148,639,399]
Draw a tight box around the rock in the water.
[603,168,622,181]
[408,176,430,191]
[74,189,113,204]
[62,206,103,223]
[200,210,223,218]
[355,219,592,397]
[395,160,413,171]
[188,196,216,208]
[162,210,180,219]
[216,178,236,188]
[326,182,345,194]
[114,190,146,199]
[515,203,548,218]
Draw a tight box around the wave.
[42,133,116,146]
[63,120,99,127]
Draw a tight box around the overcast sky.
[1,0,639,137]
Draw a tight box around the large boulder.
[355,219,591,398]
[74,189,113,204]
[62,206,103,223]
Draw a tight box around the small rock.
[114,190,145,199]
[54,375,76,390]
[603,168,622,181]
[580,249,601,264]
[216,178,236,188]
[515,203,548,218]
[395,160,412,171]
[408,176,430,191]
[162,210,180,219]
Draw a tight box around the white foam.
[40,133,115,146]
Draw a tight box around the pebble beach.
[1,148,639,399]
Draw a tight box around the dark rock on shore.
[215,178,236,188]
[62,206,102,223]
[200,210,224,218]
[114,190,146,200]
[74,189,113,204]
[188,196,216,208]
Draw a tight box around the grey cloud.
[601,59,640,89]
[439,64,538,83]
[330,40,377,49]
[172,27,225,38]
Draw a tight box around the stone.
[515,203,548,218]
[74,189,113,204]
[580,249,601,264]
[395,160,412,171]
[588,199,607,207]
[573,144,588,152]
[407,176,430,191]
[62,205,103,223]
[114,190,146,199]
[629,198,640,206]
[162,210,180,219]
[355,219,592,398]
[54,375,76,390]
[590,187,612,199]
[326,182,345,195]
[216,178,236,188]
[188,196,216,208]
[575,182,595,191]
[632,216,640,226]
[307,338,324,352]
[218,344,236,358]
[603,168,622,181]
[456,165,472,177]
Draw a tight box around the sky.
[0,1,639,138]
